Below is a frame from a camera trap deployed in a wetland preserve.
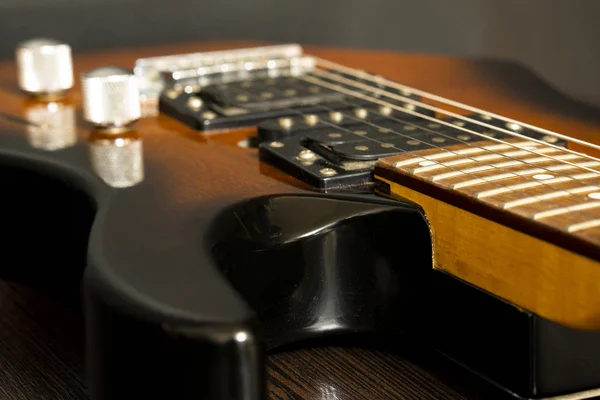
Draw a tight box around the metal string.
[304,69,600,174]
[292,73,600,212]
[232,80,600,222]
[311,57,600,154]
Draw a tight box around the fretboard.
[375,139,600,258]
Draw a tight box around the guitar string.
[303,70,600,174]
[311,56,600,154]
[281,94,600,222]
[233,80,600,223]
[294,73,600,203]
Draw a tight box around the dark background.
[1,0,598,108]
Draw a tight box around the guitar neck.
[375,137,600,330]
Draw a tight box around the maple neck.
[375,139,600,260]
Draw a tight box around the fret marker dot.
[427,123,441,129]
[432,137,446,143]
[452,121,466,127]
[355,145,369,151]
[328,132,342,138]
[457,134,471,141]
[588,192,600,200]
[379,128,391,133]
[419,160,437,167]
[533,174,554,180]
[407,140,420,145]
[403,125,416,131]
[381,143,394,148]
[354,130,368,136]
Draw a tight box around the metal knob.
[16,38,74,98]
[81,67,141,129]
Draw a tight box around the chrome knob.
[81,67,141,129]
[16,38,74,98]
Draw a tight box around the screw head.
[298,149,316,160]
[269,141,284,148]
[279,117,293,129]
[187,96,203,111]
[319,168,337,176]
[202,111,217,120]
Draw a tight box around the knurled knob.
[81,67,141,129]
[16,38,74,98]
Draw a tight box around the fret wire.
[311,56,600,154]
[233,81,600,226]
[301,95,600,218]
[296,74,600,195]
[306,69,600,170]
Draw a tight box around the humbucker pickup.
[158,72,429,131]
[157,55,567,191]
[258,114,568,190]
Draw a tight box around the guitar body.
[1,41,600,399]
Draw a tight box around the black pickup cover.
[159,73,567,190]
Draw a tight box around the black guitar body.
[3,41,600,400]
[3,122,600,400]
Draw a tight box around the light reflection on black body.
[24,100,77,151]
[88,130,144,188]
[211,194,433,349]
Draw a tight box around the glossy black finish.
[0,119,267,399]
[431,270,600,398]
[259,114,568,190]
[209,194,432,349]
[158,72,431,132]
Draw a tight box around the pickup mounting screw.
[319,168,337,176]
[187,96,203,111]
[279,117,293,129]
[202,111,217,120]
[298,149,316,160]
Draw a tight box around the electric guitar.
[2,39,600,400]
